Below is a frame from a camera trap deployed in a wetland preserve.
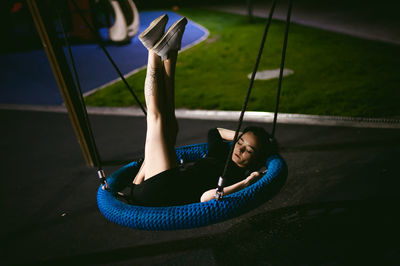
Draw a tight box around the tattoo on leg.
[145,66,159,96]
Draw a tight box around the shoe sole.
[152,17,188,53]
[138,14,168,45]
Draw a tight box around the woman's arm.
[200,171,263,202]
[216,128,242,141]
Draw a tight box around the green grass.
[86,8,400,118]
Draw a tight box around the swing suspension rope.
[272,0,293,137]
[58,0,292,195]
[55,3,109,188]
[55,0,148,188]
[215,0,292,200]
[92,0,289,230]
[69,0,147,116]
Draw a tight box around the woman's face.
[232,131,260,168]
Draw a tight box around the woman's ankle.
[148,50,162,66]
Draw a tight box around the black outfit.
[131,128,248,206]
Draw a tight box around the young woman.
[129,14,277,206]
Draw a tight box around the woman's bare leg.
[138,50,177,181]
[133,160,145,184]
[132,51,179,185]
[163,50,179,146]
[132,16,187,185]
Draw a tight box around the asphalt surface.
[1,109,399,265]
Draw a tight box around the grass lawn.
[85,8,400,118]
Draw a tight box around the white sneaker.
[139,14,169,50]
[152,17,188,60]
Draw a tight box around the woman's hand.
[200,170,267,202]
[244,171,262,187]
[217,128,242,141]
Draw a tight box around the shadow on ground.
[1,110,400,265]
[36,199,400,265]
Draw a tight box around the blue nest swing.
[97,143,287,230]
[54,0,292,230]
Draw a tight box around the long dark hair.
[241,126,279,170]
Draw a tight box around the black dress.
[131,128,247,206]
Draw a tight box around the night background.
[1,0,399,265]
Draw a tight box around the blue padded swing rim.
[97,143,287,230]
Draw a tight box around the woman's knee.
[146,111,167,128]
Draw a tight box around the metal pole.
[27,0,97,166]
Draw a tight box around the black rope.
[55,3,108,189]
[272,0,293,137]
[215,0,278,200]
[69,0,147,116]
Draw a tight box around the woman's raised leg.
[132,50,179,185]
[133,16,187,184]
[141,50,178,181]
[163,50,179,146]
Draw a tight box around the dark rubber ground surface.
[1,109,399,265]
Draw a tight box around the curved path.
[0,11,208,105]
[1,6,398,128]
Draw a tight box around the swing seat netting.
[97,143,287,230]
